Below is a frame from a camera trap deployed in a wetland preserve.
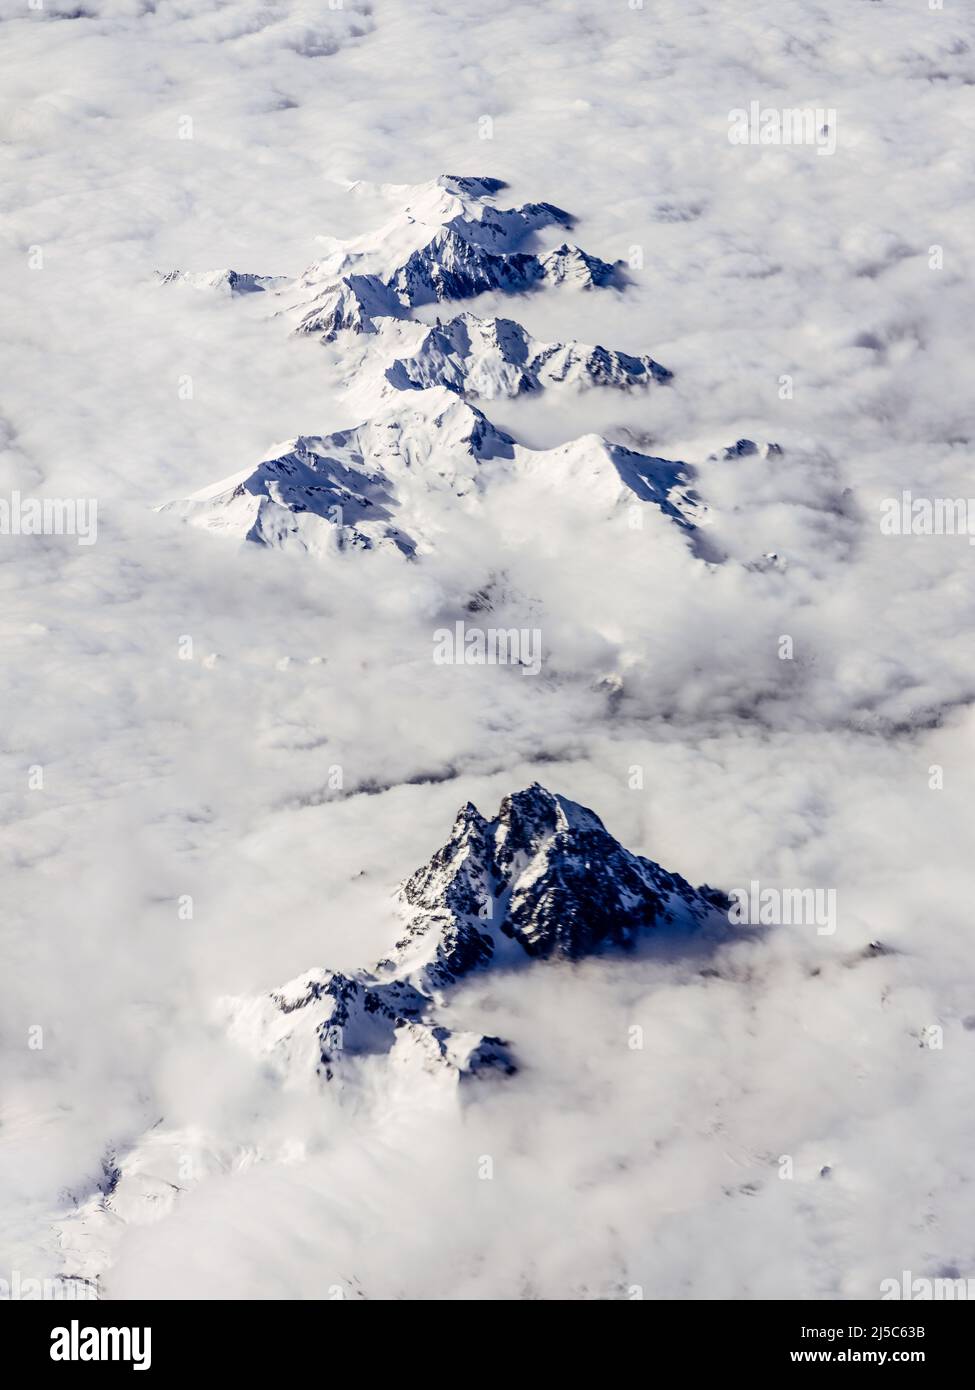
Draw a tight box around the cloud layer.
[2,0,975,1298]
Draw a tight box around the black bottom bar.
[4,1299,973,1374]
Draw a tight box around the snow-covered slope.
[222,967,515,1090]
[157,434,421,558]
[225,784,725,1086]
[156,389,513,554]
[155,269,286,295]
[158,388,709,557]
[283,175,620,333]
[381,312,671,399]
[158,175,624,342]
[154,175,684,565]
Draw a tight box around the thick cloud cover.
[2,0,975,1298]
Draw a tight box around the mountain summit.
[387,783,726,992]
[159,175,624,341]
[158,388,708,559]
[222,784,726,1092]
[283,174,606,334]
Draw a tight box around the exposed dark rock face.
[393,783,722,989]
[226,785,724,1089]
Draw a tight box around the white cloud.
[2,0,974,1298]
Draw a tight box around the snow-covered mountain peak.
[370,173,573,253]
[227,782,726,1091]
[708,438,784,462]
[388,385,516,463]
[278,176,615,334]
[156,429,419,558]
[392,784,725,990]
[156,387,522,555]
[380,311,671,400]
[155,268,285,295]
[157,390,715,560]
[152,178,717,569]
[495,780,607,849]
[538,242,623,289]
[56,783,726,1284]
[222,964,512,1090]
[437,174,508,197]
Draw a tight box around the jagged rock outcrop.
[385,783,726,991]
[383,312,671,399]
[222,966,515,1088]
[284,175,584,330]
[223,785,726,1087]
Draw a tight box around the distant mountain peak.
[153,179,729,569]
[381,311,671,400]
[155,388,516,556]
[439,174,508,197]
[155,268,285,295]
[539,242,623,289]
[157,176,610,340]
[157,389,713,561]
